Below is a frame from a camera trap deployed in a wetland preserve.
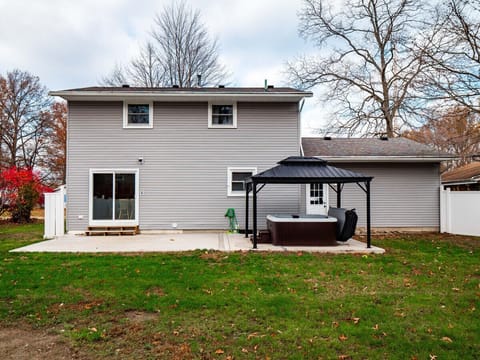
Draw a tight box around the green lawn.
[0,222,479,359]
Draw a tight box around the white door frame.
[306,183,329,215]
[89,168,139,226]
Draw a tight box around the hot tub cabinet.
[266,215,338,246]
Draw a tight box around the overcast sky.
[0,0,327,135]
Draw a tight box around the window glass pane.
[93,173,113,220]
[232,182,245,191]
[212,105,233,115]
[128,104,149,114]
[232,172,252,181]
[128,114,149,124]
[212,115,233,125]
[231,171,253,193]
[115,173,135,220]
[127,104,149,124]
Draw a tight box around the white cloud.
[0,0,323,133]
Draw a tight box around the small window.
[227,167,257,196]
[209,102,237,128]
[123,102,153,128]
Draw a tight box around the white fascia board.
[316,156,456,163]
[442,180,478,186]
[49,90,313,102]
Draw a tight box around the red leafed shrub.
[0,167,52,223]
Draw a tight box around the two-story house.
[50,86,313,233]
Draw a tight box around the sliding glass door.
[90,169,138,225]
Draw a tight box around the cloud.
[0,0,322,133]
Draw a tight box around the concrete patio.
[10,232,385,254]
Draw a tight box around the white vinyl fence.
[44,189,65,239]
[440,188,480,236]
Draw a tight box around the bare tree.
[422,0,480,113]
[0,69,52,169]
[102,1,228,87]
[404,106,480,172]
[287,0,435,137]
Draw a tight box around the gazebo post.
[253,182,258,249]
[336,183,342,208]
[366,181,371,248]
[245,182,250,238]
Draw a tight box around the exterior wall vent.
[267,85,274,89]
[172,84,179,88]
[380,135,389,141]
[218,85,225,88]
[323,136,332,140]
[122,84,130,88]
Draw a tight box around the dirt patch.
[0,327,84,360]
[124,310,158,323]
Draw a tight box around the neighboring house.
[302,137,455,231]
[50,86,312,233]
[441,162,480,190]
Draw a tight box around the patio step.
[85,226,140,236]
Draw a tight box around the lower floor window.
[228,167,257,196]
[90,169,138,223]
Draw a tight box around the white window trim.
[208,101,237,129]
[88,168,139,226]
[123,101,154,129]
[227,167,257,197]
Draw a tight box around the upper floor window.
[123,102,153,128]
[208,102,237,128]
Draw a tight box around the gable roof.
[302,137,455,162]
[442,162,480,184]
[49,86,313,102]
[249,156,373,184]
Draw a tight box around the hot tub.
[266,214,338,246]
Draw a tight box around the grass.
[0,223,479,359]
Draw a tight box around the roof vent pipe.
[264,79,268,91]
[197,74,202,87]
[122,84,130,88]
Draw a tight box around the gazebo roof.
[248,157,373,184]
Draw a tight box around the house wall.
[67,101,301,231]
[302,162,441,229]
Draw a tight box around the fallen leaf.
[241,348,248,353]
[248,332,259,340]
[429,354,438,360]
[452,287,460,292]
[352,317,360,324]
[332,321,339,328]
[215,349,224,354]
[89,327,97,332]
[373,324,379,330]
[441,336,453,343]
[338,334,348,341]
[338,355,351,360]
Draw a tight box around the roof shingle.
[442,162,480,182]
[302,137,453,158]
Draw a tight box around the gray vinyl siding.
[67,101,300,231]
[304,163,440,228]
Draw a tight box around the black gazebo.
[245,157,374,249]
